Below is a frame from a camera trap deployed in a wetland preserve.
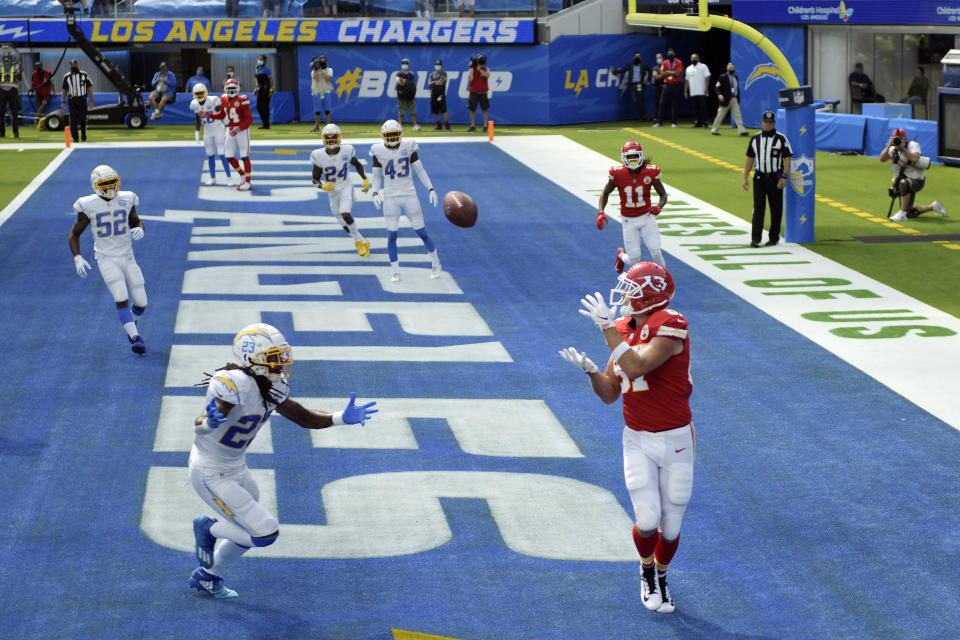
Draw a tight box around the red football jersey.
[219,94,253,130]
[609,164,661,217]
[613,309,692,432]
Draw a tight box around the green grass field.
[3,120,958,317]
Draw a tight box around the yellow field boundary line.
[625,127,959,250]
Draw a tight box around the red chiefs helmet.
[224,78,240,97]
[610,261,675,315]
[621,141,644,170]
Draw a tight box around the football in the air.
[443,191,478,228]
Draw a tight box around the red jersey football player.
[560,261,692,615]
[597,141,668,273]
[215,78,254,191]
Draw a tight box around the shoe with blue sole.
[193,515,217,569]
[189,567,238,599]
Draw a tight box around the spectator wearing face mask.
[149,61,177,121]
[186,66,210,93]
[684,53,710,128]
[395,58,420,132]
[655,48,682,128]
[254,55,273,130]
[651,52,665,125]
[310,55,333,132]
[428,59,450,131]
[711,62,748,136]
[224,66,239,90]
[611,52,652,121]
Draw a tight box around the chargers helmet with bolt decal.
[610,261,675,316]
[232,323,294,379]
[192,83,208,102]
[91,165,121,200]
[621,141,645,170]
[381,119,403,147]
[322,123,342,149]
[224,78,240,98]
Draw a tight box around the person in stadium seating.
[458,1,475,16]
[149,62,176,121]
[187,323,376,599]
[849,62,884,112]
[263,0,280,17]
[186,66,210,94]
[560,261,693,615]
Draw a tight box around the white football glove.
[559,347,600,375]
[130,226,144,240]
[194,130,201,144]
[372,191,382,210]
[74,254,91,278]
[579,291,618,330]
[428,188,438,207]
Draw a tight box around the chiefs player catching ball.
[560,261,692,615]
[597,141,667,273]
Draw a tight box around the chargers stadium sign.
[732,0,960,25]
[0,18,534,44]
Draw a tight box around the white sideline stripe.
[0,148,72,229]
[493,135,960,430]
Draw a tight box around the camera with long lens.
[892,135,905,147]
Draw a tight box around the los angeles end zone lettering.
[141,198,639,561]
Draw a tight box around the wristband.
[611,341,631,363]
[331,411,344,426]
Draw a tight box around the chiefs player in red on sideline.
[597,141,667,273]
[215,78,254,191]
[559,261,692,615]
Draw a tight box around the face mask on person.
[257,58,265,68]
[656,57,663,65]
[691,58,699,66]
[634,56,641,64]
[401,63,409,71]
[435,65,441,71]
[728,67,735,74]
[668,53,675,60]
[916,72,922,78]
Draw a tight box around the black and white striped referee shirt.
[746,130,792,176]
[62,69,92,98]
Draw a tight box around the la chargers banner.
[296,34,667,126]
[0,18,534,44]
[731,25,805,129]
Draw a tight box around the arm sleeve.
[413,159,434,191]
[369,152,382,192]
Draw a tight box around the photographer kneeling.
[880,128,947,221]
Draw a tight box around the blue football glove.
[341,392,378,426]
[205,397,226,429]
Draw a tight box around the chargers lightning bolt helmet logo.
[745,64,786,91]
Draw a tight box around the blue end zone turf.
[1,142,959,639]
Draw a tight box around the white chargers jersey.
[192,368,289,470]
[74,191,139,258]
[370,139,419,197]
[310,144,356,191]
[190,96,226,133]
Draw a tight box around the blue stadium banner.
[296,34,666,126]
[0,18,534,44]
[780,88,816,243]
[731,25,804,129]
[733,0,960,25]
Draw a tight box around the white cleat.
[933,200,948,217]
[656,575,675,614]
[640,565,662,611]
[430,264,441,279]
[890,210,907,222]
[237,180,251,192]
[390,271,401,283]
[204,178,216,186]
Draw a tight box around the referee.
[61,59,94,143]
[742,110,792,247]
